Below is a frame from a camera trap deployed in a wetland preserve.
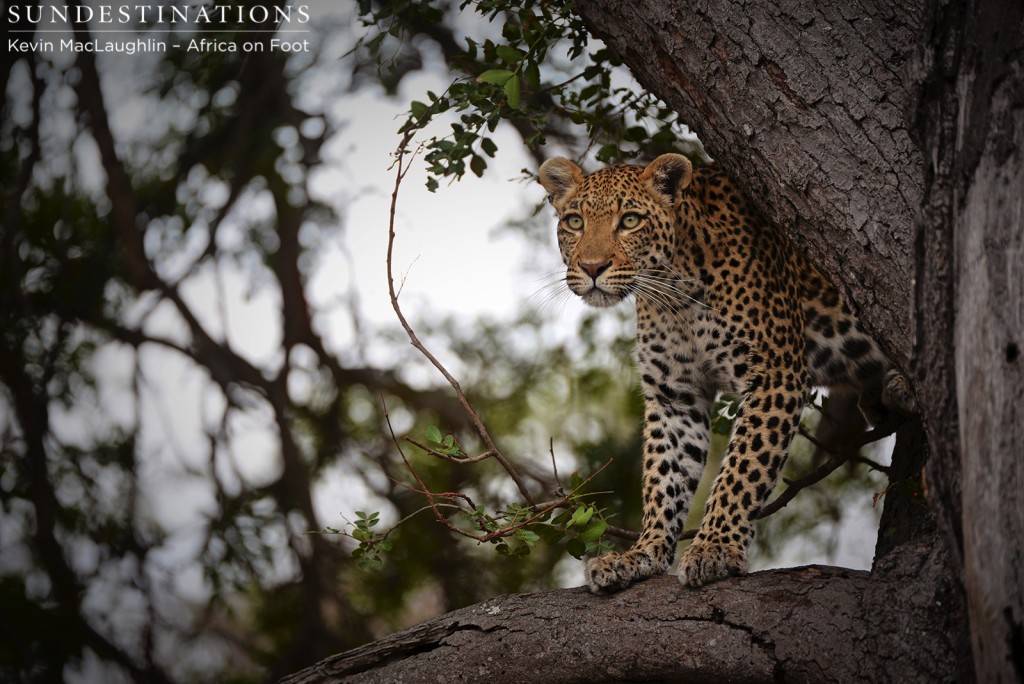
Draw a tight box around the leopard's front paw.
[678,538,746,588]
[585,550,664,594]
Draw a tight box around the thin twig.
[403,437,495,464]
[549,438,564,496]
[385,131,535,505]
[621,416,908,546]
[852,453,890,474]
[756,417,903,520]
[381,396,483,541]
[605,524,640,541]
[755,452,849,519]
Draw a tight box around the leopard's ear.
[538,157,584,208]
[641,153,693,202]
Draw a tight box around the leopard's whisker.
[630,282,694,330]
[642,269,701,284]
[634,274,713,311]
[525,279,574,315]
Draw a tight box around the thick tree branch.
[282,537,959,684]
[70,17,159,292]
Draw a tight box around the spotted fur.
[538,154,914,592]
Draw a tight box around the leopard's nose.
[579,260,612,279]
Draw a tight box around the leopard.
[537,153,915,592]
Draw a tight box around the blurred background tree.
[0,2,890,682]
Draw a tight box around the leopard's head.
[538,154,693,308]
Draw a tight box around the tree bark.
[283,1,1022,681]
[911,1,1024,681]
[283,553,959,684]
[577,1,1023,682]
[578,0,924,368]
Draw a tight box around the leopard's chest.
[635,304,748,399]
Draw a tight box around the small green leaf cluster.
[350,511,393,570]
[481,499,610,560]
[349,417,615,566]
[424,424,465,458]
[553,504,611,559]
[711,395,740,436]
[357,0,696,190]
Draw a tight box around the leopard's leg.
[805,311,917,423]
[881,368,918,415]
[585,382,711,593]
[679,368,805,587]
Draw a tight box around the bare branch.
[384,131,536,506]
[403,436,496,464]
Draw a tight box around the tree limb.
[282,536,959,684]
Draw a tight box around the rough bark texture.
[283,1,1022,681]
[578,0,924,369]
[579,1,1022,681]
[911,1,1024,681]
[283,553,959,684]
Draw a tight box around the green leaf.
[480,137,498,158]
[534,523,565,545]
[501,22,521,43]
[470,154,487,177]
[496,45,526,64]
[524,62,541,91]
[477,69,514,85]
[516,529,540,547]
[410,100,428,119]
[442,434,455,449]
[552,510,572,526]
[624,125,647,142]
[577,519,607,544]
[569,506,594,528]
[566,537,587,559]
[596,144,621,163]
[504,76,521,108]
[358,555,383,570]
[425,425,442,444]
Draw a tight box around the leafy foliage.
[355,0,701,190]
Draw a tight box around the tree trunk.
[577,1,1022,681]
[912,1,1024,681]
[283,1,1023,681]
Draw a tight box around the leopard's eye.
[619,213,642,230]
[563,214,584,231]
